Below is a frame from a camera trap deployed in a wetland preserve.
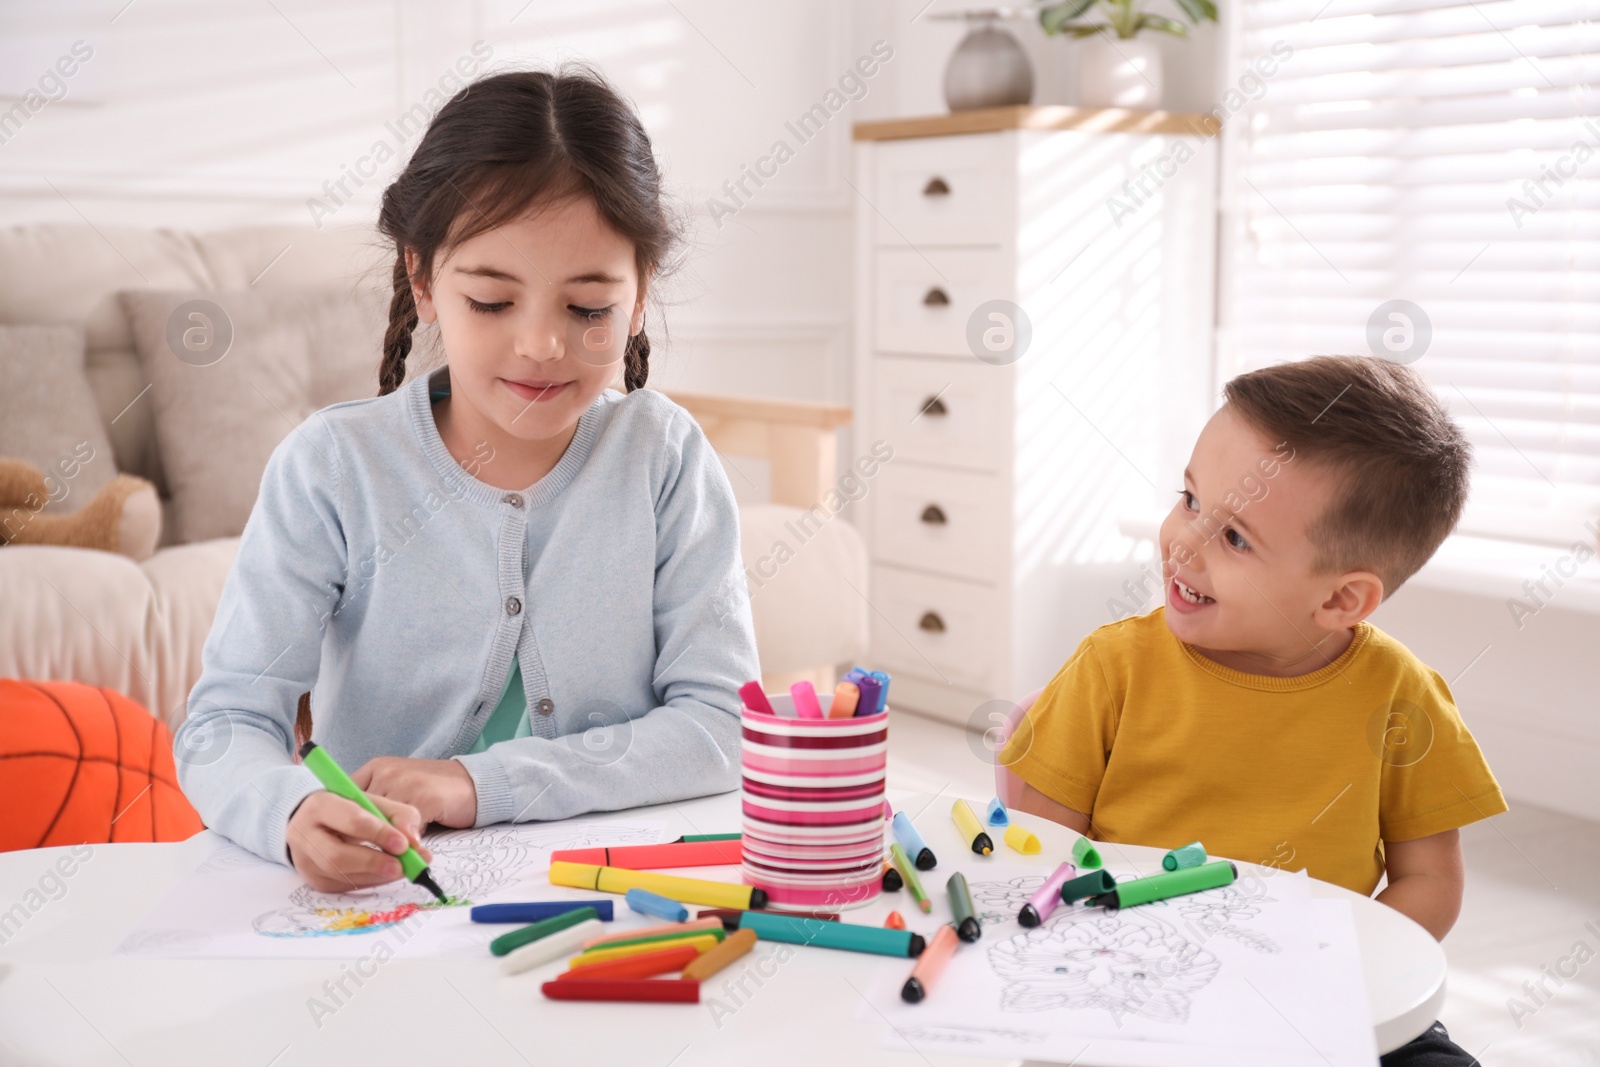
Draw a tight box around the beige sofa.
[0,223,867,733]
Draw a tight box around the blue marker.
[868,670,891,712]
[891,811,937,871]
[625,887,689,922]
[471,900,614,923]
[984,797,1010,828]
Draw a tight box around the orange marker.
[554,943,698,982]
[682,927,758,981]
[829,681,860,718]
[884,911,906,930]
[900,924,959,1003]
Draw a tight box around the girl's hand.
[285,790,434,893]
[352,756,479,829]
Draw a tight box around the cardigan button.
[504,493,523,509]
[505,597,522,616]
[535,697,555,717]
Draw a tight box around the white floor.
[885,709,1600,1067]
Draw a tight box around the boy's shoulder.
[1076,610,1454,700]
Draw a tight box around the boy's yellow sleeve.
[997,638,1119,816]
[1377,676,1508,843]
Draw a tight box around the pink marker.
[790,680,823,719]
[1018,861,1077,927]
[739,681,775,715]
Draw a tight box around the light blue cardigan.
[175,366,759,866]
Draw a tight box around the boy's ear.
[1315,570,1385,629]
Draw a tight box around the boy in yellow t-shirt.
[1001,355,1505,1065]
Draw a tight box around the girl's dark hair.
[375,66,674,396]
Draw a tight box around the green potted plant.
[1038,0,1218,109]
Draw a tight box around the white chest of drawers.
[851,107,1218,727]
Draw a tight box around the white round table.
[0,790,1443,1065]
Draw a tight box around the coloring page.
[860,865,1377,1067]
[117,819,667,959]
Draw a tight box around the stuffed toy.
[0,679,205,852]
[0,457,162,561]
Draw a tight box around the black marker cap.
[970,833,994,856]
[907,932,927,957]
[914,847,937,871]
[749,889,769,910]
[1017,904,1042,928]
[957,916,982,942]
[883,866,904,892]
[297,740,317,760]
[901,977,927,1003]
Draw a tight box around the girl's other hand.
[352,756,479,829]
[285,791,433,893]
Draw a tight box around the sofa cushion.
[119,285,388,542]
[0,324,117,513]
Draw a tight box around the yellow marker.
[549,860,768,910]
[570,933,720,967]
[951,799,994,855]
[1003,823,1041,855]
[682,927,758,981]
[581,917,725,949]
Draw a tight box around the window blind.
[1217,0,1600,548]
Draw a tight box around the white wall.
[11,1,1581,820]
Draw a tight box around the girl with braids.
[176,67,760,890]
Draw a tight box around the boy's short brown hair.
[1224,355,1471,596]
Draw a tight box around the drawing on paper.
[897,1024,1049,1047]
[253,821,660,939]
[1174,884,1282,953]
[969,875,1047,927]
[988,909,1221,1025]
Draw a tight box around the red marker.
[542,978,700,1003]
[739,682,775,715]
[554,944,699,982]
[549,840,743,869]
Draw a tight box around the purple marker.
[1018,861,1077,927]
[854,676,882,717]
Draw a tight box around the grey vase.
[943,23,1035,111]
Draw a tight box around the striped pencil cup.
[739,691,887,911]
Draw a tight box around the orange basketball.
[0,679,204,852]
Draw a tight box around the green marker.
[1071,837,1102,869]
[1059,868,1116,904]
[297,741,447,903]
[678,832,741,843]
[889,842,932,914]
[1088,860,1237,910]
[946,871,981,942]
[1162,841,1207,871]
[490,906,598,957]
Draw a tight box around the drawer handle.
[920,504,947,525]
[919,395,948,417]
[922,176,951,197]
[922,287,950,307]
[918,611,946,634]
